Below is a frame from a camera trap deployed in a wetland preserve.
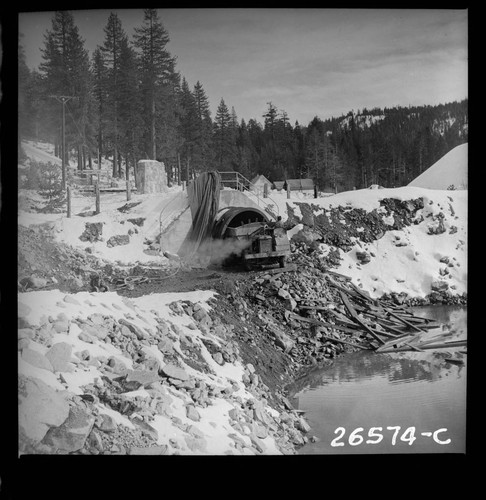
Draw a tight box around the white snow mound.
[408,143,468,190]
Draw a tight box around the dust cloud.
[198,237,252,265]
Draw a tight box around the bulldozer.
[224,221,291,270]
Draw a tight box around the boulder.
[21,349,54,372]
[81,322,109,340]
[186,404,201,422]
[249,433,266,453]
[18,375,70,444]
[95,413,117,433]
[127,218,146,227]
[87,430,104,452]
[159,363,189,381]
[108,356,130,375]
[157,338,175,354]
[131,417,158,441]
[18,338,31,351]
[124,369,160,388]
[18,328,34,340]
[212,352,224,365]
[79,222,103,243]
[356,251,371,264]
[52,320,69,333]
[118,318,148,340]
[266,324,294,353]
[184,435,208,453]
[431,280,449,292]
[192,308,212,327]
[187,425,205,439]
[45,342,73,372]
[252,422,269,440]
[42,406,95,453]
[18,302,32,318]
[106,235,130,248]
[295,417,312,433]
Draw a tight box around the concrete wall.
[159,206,193,255]
[136,160,168,194]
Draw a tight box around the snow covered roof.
[285,179,315,191]
[250,174,272,186]
[408,143,468,190]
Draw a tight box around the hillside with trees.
[18,9,468,191]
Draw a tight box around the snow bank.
[408,143,468,190]
[275,186,467,300]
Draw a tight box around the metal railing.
[218,171,279,219]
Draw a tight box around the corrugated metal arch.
[212,206,270,239]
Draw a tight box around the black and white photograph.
[15,7,468,458]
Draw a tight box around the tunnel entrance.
[211,207,270,239]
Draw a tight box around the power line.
[49,95,77,190]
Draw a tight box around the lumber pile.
[291,271,466,353]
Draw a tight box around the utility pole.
[50,95,75,190]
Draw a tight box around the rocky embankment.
[286,194,467,305]
[18,287,314,456]
[18,190,467,455]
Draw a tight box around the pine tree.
[304,125,325,187]
[192,81,213,171]
[91,47,107,166]
[213,98,232,170]
[39,11,92,170]
[178,77,199,177]
[134,8,177,161]
[100,12,128,177]
[118,37,143,179]
[18,38,32,141]
[24,70,45,142]
[235,118,257,179]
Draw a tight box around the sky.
[18,8,468,125]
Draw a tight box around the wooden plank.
[289,312,365,336]
[349,282,377,304]
[339,291,385,345]
[317,331,371,350]
[327,309,359,327]
[299,305,331,312]
[328,280,362,299]
[375,332,423,352]
[385,308,426,333]
[378,340,467,353]
[391,312,436,324]
[357,308,416,336]
[324,269,353,281]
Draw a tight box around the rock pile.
[286,197,424,251]
[18,291,315,455]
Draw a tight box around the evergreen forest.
[18,10,468,191]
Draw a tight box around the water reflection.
[292,306,467,455]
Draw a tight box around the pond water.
[291,306,467,455]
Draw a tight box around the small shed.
[284,178,315,193]
[250,174,272,196]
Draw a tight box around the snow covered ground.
[18,288,283,455]
[17,140,468,455]
[270,187,467,299]
[19,140,468,299]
